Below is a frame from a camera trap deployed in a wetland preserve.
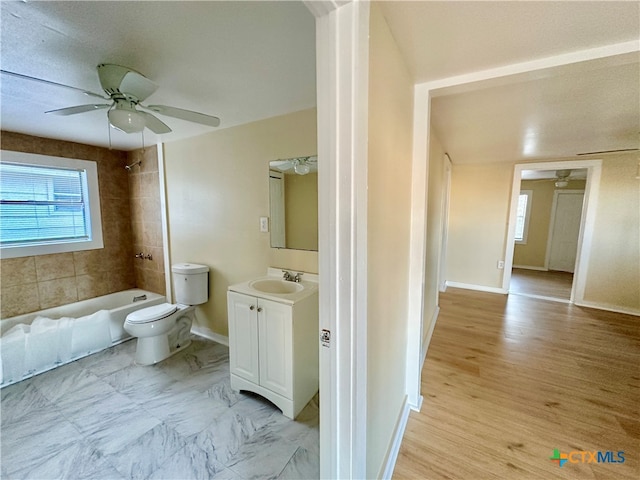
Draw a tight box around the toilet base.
[133,313,194,365]
[134,335,170,365]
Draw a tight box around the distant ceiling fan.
[530,169,573,187]
[270,156,317,175]
[1,64,220,134]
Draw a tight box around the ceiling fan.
[530,169,573,187]
[270,155,317,175]
[1,64,220,134]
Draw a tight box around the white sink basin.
[249,279,304,295]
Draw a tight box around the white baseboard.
[574,300,640,317]
[509,291,571,304]
[445,281,507,295]
[191,325,229,346]
[379,395,411,480]
[421,306,439,370]
[512,265,548,271]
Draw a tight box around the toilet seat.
[126,303,177,324]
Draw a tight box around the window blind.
[0,162,90,245]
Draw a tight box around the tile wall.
[127,146,166,295]
[0,131,136,318]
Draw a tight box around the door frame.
[438,154,452,292]
[545,189,585,273]
[305,1,370,478]
[503,159,602,303]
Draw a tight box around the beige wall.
[445,153,639,313]
[367,5,414,477]
[284,171,318,251]
[163,108,318,337]
[446,162,513,288]
[423,129,446,347]
[514,179,586,268]
[583,154,639,310]
[128,146,166,295]
[0,131,135,318]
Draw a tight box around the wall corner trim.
[445,281,508,295]
[379,395,411,480]
[574,300,640,317]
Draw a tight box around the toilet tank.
[172,263,209,305]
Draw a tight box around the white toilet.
[124,263,209,365]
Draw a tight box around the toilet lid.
[126,303,177,324]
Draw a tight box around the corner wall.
[162,108,318,337]
[0,131,135,318]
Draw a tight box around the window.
[514,190,532,244]
[0,151,103,258]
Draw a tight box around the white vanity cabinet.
[227,287,318,419]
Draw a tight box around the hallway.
[393,288,639,479]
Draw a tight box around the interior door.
[548,191,584,272]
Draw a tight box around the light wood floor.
[510,268,574,300]
[393,288,639,479]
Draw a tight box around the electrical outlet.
[497,260,505,269]
[259,217,269,233]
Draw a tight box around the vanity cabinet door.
[227,291,259,384]
[258,298,293,399]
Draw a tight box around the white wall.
[163,108,318,337]
[367,4,414,477]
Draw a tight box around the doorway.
[503,160,602,304]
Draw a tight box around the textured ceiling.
[381,1,640,164]
[2,1,639,165]
[0,1,316,151]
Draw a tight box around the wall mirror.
[269,156,318,251]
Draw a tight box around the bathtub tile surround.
[127,145,166,296]
[0,131,136,318]
[0,336,319,479]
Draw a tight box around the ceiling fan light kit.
[108,102,146,133]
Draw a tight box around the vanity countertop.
[228,268,318,305]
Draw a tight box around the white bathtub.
[0,289,165,388]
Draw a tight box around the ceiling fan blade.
[119,71,158,101]
[45,104,111,116]
[139,112,172,134]
[1,69,108,99]
[270,160,295,171]
[144,105,220,127]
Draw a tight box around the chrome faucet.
[282,270,293,281]
[293,272,303,283]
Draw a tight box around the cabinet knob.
[250,305,255,311]
[257,307,263,313]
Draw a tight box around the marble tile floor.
[0,336,319,480]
